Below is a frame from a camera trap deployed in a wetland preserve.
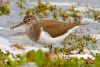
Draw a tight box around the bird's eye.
[24,18,32,23]
[27,18,31,21]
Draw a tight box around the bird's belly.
[38,26,79,45]
[38,31,62,44]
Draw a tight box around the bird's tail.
[66,22,80,30]
[66,22,89,30]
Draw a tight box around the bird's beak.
[10,22,25,29]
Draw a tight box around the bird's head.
[11,14,37,29]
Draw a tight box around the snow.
[91,8,100,11]
[30,2,77,6]
[0,37,10,45]
[52,53,95,60]
[82,18,98,23]
[0,34,49,55]
[75,7,88,12]
[90,34,100,40]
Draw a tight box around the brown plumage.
[27,19,80,42]
[11,14,81,42]
[39,20,80,37]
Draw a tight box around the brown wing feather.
[39,20,80,38]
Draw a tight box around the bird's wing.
[39,20,80,38]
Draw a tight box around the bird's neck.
[26,20,39,31]
[26,22,41,42]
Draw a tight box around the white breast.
[38,26,79,45]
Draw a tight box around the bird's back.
[39,20,80,38]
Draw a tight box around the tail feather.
[66,22,80,30]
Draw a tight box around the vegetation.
[0,4,10,15]
[60,6,82,21]
[25,0,100,22]
[0,33,98,67]
[93,11,100,21]
[26,8,35,15]
[26,0,82,22]
[5,0,10,4]
[17,0,24,8]
[63,34,97,54]
[26,0,49,18]
[0,49,100,67]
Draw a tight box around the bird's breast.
[26,25,41,42]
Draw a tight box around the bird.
[11,14,87,47]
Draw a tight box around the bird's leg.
[45,44,62,59]
[53,48,63,60]
[44,43,53,53]
[49,44,53,53]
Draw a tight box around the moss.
[26,8,35,15]
[1,48,100,67]
[52,10,58,20]
[68,6,76,12]
[0,4,10,15]
[25,1,82,21]
[93,12,100,21]
[59,6,82,21]
[26,0,50,18]
[36,2,48,13]
[26,50,35,62]
[6,0,10,4]
[0,10,3,15]
[49,5,56,12]
[95,53,100,67]
[17,1,23,8]
[63,34,97,54]
[60,10,70,21]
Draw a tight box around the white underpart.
[38,26,79,45]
